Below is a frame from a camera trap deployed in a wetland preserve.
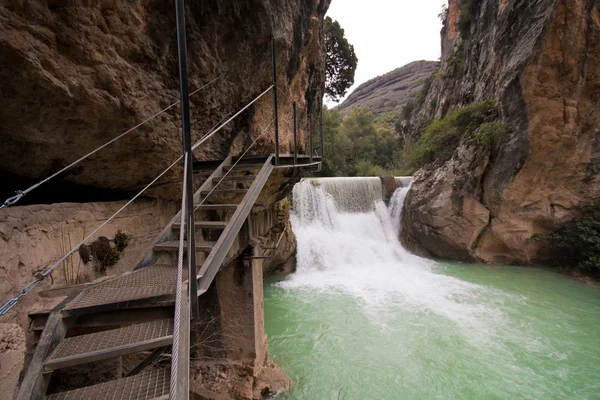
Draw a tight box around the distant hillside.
[337,60,439,117]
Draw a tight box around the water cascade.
[283,177,502,333]
[265,177,600,399]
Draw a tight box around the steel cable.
[191,86,274,151]
[170,155,188,400]
[0,72,227,210]
[0,84,274,315]
[193,117,276,212]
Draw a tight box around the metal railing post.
[175,0,199,325]
[293,102,297,166]
[320,107,324,159]
[271,36,280,166]
[309,113,313,164]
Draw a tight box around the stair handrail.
[191,85,274,151]
[171,154,190,400]
[193,117,276,212]
[0,85,275,316]
[170,94,276,400]
[275,86,324,164]
[0,155,183,316]
[0,72,227,210]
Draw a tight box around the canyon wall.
[0,0,330,199]
[402,0,600,264]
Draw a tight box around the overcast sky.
[326,0,447,105]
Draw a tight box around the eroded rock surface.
[0,323,25,400]
[0,0,329,197]
[402,0,600,264]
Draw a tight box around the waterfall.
[282,177,509,340]
[288,177,419,277]
[388,183,410,235]
[266,177,597,400]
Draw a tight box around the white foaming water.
[281,178,510,340]
[388,183,410,235]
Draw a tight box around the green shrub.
[417,75,434,104]
[468,121,509,147]
[114,230,133,252]
[320,106,404,177]
[439,4,449,23]
[446,41,466,79]
[354,160,384,177]
[375,110,403,132]
[453,99,496,129]
[402,134,440,167]
[402,100,416,120]
[403,100,499,168]
[532,204,600,271]
[79,231,133,274]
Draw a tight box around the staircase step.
[172,221,227,230]
[46,367,170,399]
[194,204,239,210]
[154,241,215,253]
[201,189,248,196]
[212,175,255,183]
[223,164,262,171]
[45,319,173,371]
[64,264,182,313]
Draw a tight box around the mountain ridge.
[337,60,439,117]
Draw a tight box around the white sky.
[326,0,447,105]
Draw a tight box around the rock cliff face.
[402,0,600,264]
[336,60,439,117]
[0,0,329,198]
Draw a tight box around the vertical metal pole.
[271,36,280,166]
[175,0,199,324]
[293,102,297,166]
[309,113,313,164]
[320,107,324,160]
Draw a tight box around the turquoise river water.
[263,178,600,399]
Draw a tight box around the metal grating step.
[46,368,170,400]
[194,204,239,210]
[64,264,182,312]
[200,189,247,196]
[223,163,262,171]
[172,221,227,230]
[153,241,215,253]
[213,175,255,183]
[45,319,173,371]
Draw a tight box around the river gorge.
[264,178,600,399]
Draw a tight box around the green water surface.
[264,265,600,399]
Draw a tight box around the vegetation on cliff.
[78,230,133,273]
[530,204,600,272]
[401,0,600,268]
[403,100,507,169]
[325,17,358,101]
[321,98,508,178]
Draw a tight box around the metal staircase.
[17,157,274,400]
[4,3,324,398]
